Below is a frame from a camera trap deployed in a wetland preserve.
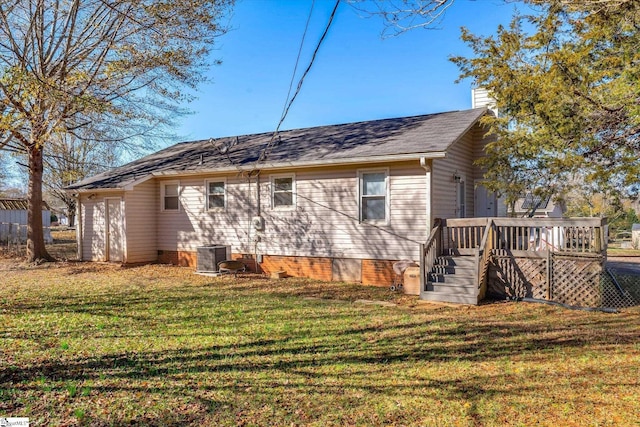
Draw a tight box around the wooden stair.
[422,253,479,305]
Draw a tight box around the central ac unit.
[196,245,229,272]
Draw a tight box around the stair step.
[426,281,477,296]
[434,256,476,267]
[428,274,477,286]
[430,265,476,275]
[421,291,479,305]
[422,253,481,305]
[443,248,478,256]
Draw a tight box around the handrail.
[420,219,442,294]
[477,219,493,256]
[477,219,495,300]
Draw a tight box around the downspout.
[420,157,432,230]
[75,193,82,260]
[254,171,261,273]
[255,171,261,216]
[420,157,433,296]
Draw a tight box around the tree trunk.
[67,200,76,228]
[27,145,54,262]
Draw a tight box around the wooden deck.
[420,217,607,306]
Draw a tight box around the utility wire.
[258,0,341,164]
[280,0,316,123]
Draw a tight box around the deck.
[419,217,611,307]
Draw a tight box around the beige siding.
[124,179,158,263]
[80,191,123,261]
[156,163,428,261]
[431,122,491,220]
[432,132,475,219]
[157,175,256,253]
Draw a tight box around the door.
[474,180,497,217]
[105,198,124,262]
[456,174,466,218]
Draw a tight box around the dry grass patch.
[1,262,639,426]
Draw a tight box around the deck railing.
[476,219,496,299]
[441,217,607,255]
[421,217,608,303]
[419,219,442,293]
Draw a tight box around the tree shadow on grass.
[3,309,638,384]
[2,285,639,425]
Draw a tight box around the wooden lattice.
[551,255,603,307]
[487,251,605,307]
[488,255,547,299]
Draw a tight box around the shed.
[0,199,52,243]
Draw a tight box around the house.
[67,105,497,286]
[497,193,566,218]
[0,198,52,243]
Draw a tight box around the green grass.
[1,262,639,426]
[607,246,640,257]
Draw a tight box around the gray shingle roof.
[67,107,487,191]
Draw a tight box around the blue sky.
[178,0,526,141]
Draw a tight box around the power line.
[258,0,341,164]
[280,0,316,123]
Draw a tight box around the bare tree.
[348,0,455,37]
[44,131,120,227]
[0,0,232,262]
[349,0,635,37]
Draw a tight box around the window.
[161,181,180,211]
[206,179,226,210]
[271,174,295,208]
[359,170,388,223]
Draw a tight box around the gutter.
[151,152,447,178]
[66,152,448,193]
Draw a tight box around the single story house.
[67,104,496,285]
[497,193,566,218]
[0,198,52,243]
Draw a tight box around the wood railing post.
[420,243,426,293]
[546,250,552,300]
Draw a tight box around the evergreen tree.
[451,0,640,204]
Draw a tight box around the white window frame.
[205,178,227,212]
[161,180,180,212]
[270,173,296,210]
[358,168,390,225]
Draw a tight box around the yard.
[1,251,639,426]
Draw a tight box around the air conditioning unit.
[196,245,229,272]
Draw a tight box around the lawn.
[1,261,639,426]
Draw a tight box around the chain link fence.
[602,269,640,309]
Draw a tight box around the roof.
[0,198,50,210]
[521,193,551,210]
[67,107,487,191]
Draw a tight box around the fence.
[0,223,53,253]
[601,268,640,309]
